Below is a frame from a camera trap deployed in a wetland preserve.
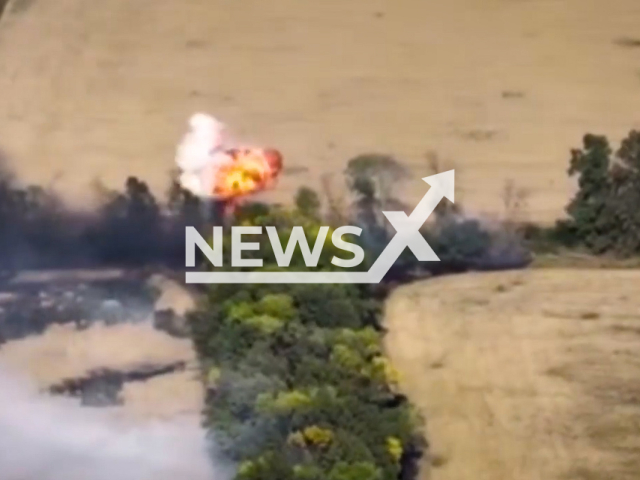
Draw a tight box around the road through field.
[1,0,640,221]
[385,269,640,480]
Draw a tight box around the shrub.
[289,284,365,329]
[295,187,322,220]
[426,216,492,271]
[327,461,382,480]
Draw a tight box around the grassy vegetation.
[531,252,640,270]
[187,200,425,480]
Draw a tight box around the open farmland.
[2,0,640,478]
[1,0,640,221]
[385,269,640,480]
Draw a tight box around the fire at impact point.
[175,113,284,203]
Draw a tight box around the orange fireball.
[212,148,283,199]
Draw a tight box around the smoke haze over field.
[0,365,224,480]
[0,160,198,270]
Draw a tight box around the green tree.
[607,130,640,253]
[295,187,322,220]
[562,131,640,255]
[166,170,204,228]
[344,154,409,210]
[565,134,615,252]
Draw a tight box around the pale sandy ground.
[0,322,204,421]
[1,0,640,222]
[385,269,640,480]
[0,322,196,385]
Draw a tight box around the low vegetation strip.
[187,203,426,480]
[181,152,543,480]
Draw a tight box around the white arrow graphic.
[186,170,455,284]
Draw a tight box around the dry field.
[1,0,640,221]
[385,269,640,480]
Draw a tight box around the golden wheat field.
[385,269,640,480]
[1,0,640,221]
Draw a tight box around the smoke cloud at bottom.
[0,365,225,480]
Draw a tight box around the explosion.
[175,113,283,200]
[213,147,283,198]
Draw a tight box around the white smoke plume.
[0,365,226,480]
[175,113,230,198]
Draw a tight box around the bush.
[295,187,322,220]
[427,216,492,271]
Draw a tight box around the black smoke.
[0,162,214,271]
[0,158,531,276]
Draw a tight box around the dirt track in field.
[385,269,640,480]
[1,0,640,221]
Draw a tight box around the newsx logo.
[185,170,454,284]
[186,224,365,270]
